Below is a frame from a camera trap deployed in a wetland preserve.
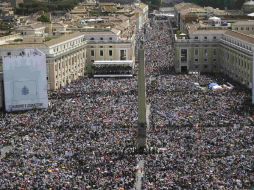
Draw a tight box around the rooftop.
[224,30,254,44]
[191,29,226,35]
[232,20,254,26]
[45,32,84,46]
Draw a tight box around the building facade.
[0,32,87,90]
[174,2,254,89]
[84,29,135,66]
[175,30,254,88]
[42,33,87,90]
[220,31,253,87]
[175,30,224,74]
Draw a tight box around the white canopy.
[248,12,254,16]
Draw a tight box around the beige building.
[135,3,149,30]
[0,32,87,90]
[17,22,69,37]
[220,31,253,87]
[174,3,206,32]
[18,23,46,36]
[232,20,254,34]
[174,2,254,88]
[175,30,225,73]
[43,33,87,90]
[84,29,135,65]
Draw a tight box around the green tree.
[37,14,50,23]
[86,64,94,77]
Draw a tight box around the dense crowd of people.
[0,77,139,189]
[144,74,254,189]
[141,19,254,189]
[136,18,175,75]
[93,66,133,75]
[0,17,253,189]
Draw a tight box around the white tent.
[247,12,254,16]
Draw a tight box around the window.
[195,58,198,62]
[100,37,103,40]
[180,49,187,62]
[194,49,198,55]
[213,49,216,55]
[204,36,207,40]
[120,50,126,60]
[109,37,113,41]
[204,49,208,57]
[204,58,208,62]
[90,37,94,40]
[194,36,198,40]
[213,58,216,62]
[213,36,216,40]
[109,50,113,56]
[100,50,104,56]
[91,50,95,56]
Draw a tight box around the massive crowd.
[136,18,175,75]
[141,19,254,189]
[0,17,253,190]
[144,74,254,189]
[0,77,139,189]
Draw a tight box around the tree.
[15,0,80,15]
[37,15,50,23]
[85,64,94,77]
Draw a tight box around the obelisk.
[136,43,147,153]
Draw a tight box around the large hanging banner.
[3,49,48,112]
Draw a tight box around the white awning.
[94,74,133,78]
[93,60,133,65]
[248,12,254,16]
